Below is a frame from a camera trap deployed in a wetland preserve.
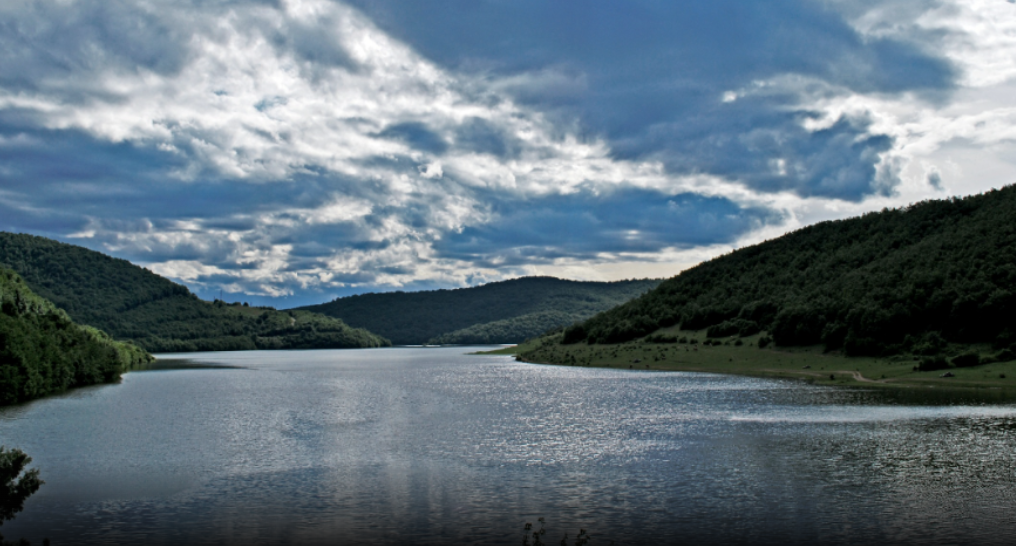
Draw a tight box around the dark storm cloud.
[0,114,384,223]
[436,188,782,266]
[0,201,88,236]
[0,0,191,96]
[0,119,390,268]
[0,0,358,102]
[629,110,897,201]
[348,0,957,200]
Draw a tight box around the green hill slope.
[1,266,153,405]
[0,233,390,352]
[551,186,1016,357]
[299,277,662,345]
[428,309,579,345]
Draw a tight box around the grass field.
[480,327,1016,399]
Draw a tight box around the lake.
[2,347,1015,545]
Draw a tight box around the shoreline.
[481,332,1016,400]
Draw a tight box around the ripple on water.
[2,347,1015,545]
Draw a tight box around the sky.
[1,0,1015,308]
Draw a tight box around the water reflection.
[1,348,1014,545]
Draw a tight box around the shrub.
[911,331,947,356]
[994,348,1016,363]
[950,352,981,368]
[706,318,760,338]
[562,324,587,345]
[772,307,826,346]
[821,322,848,351]
[918,356,950,371]
[645,333,678,343]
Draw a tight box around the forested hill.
[0,233,390,352]
[557,186,1016,356]
[1,266,153,405]
[299,277,661,345]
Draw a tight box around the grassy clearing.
[480,327,1016,398]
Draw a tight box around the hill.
[1,266,153,405]
[0,233,390,352]
[299,277,662,345]
[545,186,1016,360]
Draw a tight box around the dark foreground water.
[2,347,1015,545]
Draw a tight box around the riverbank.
[482,331,1016,399]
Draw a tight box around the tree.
[1,447,43,525]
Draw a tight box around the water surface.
[2,347,1015,545]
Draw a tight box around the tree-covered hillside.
[300,277,661,345]
[0,233,390,352]
[556,186,1016,357]
[1,266,153,405]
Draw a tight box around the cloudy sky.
[2,0,1015,307]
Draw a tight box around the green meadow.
[486,326,1016,398]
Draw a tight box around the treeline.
[137,303,391,352]
[561,186,1016,357]
[428,309,579,345]
[1,267,153,405]
[0,233,390,352]
[300,277,661,345]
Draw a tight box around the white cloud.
[2,0,1015,301]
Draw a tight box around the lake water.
[2,347,1015,545]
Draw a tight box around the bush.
[950,352,981,368]
[562,324,587,345]
[772,307,826,346]
[706,318,760,338]
[681,305,735,331]
[737,301,779,329]
[911,331,947,356]
[821,322,848,351]
[645,333,677,343]
[918,356,950,371]
[757,335,772,349]
[995,328,1016,350]
[994,348,1016,363]
[843,332,886,357]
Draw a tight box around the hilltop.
[516,186,1016,388]
[299,276,661,345]
[0,266,153,405]
[0,233,390,352]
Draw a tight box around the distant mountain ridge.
[554,186,1016,356]
[0,233,390,352]
[299,276,662,345]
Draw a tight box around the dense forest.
[0,233,390,352]
[0,266,153,405]
[429,309,582,345]
[556,186,1016,358]
[300,277,661,345]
